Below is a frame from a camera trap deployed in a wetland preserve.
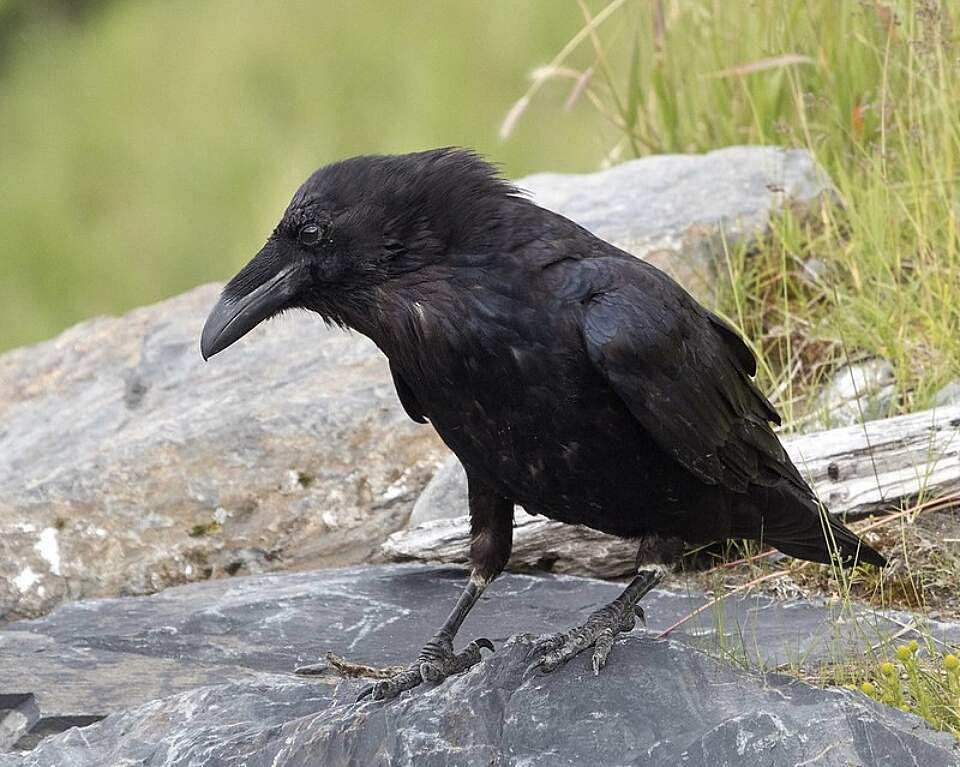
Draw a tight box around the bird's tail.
[736,483,886,568]
[767,513,886,568]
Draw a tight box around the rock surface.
[935,380,960,408]
[0,284,448,622]
[0,146,833,621]
[1,565,957,765]
[407,458,469,528]
[812,359,898,429]
[519,145,833,300]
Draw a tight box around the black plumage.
[201,148,884,699]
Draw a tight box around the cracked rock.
[1,565,957,765]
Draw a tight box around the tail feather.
[734,483,886,568]
[768,515,886,568]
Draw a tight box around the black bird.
[201,148,885,700]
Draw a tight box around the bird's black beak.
[200,247,300,360]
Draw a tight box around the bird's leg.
[353,476,514,702]
[353,572,494,701]
[294,574,492,686]
[526,566,665,675]
[527,536,682,676]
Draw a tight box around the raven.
[201,148,885,700]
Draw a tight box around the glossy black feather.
[581,261,796,494]
[390,361,427,424]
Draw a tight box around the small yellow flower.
[908,640,919,653]
[944,654,959,671]
[896,645,912,662]
[881,661,896,676]
[860,681,876,696]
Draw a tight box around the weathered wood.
[382,405,960,576]
[783,404,960,517]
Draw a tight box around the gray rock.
[811,359,898,429]
[8,639,960,767]
[520,145,833,300]
[801,256,829,283]
[407,458,468,526]
[935,381,960,408]
[1,565,958,764]
[0,285,448,622]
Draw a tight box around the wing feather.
[390,362,428,424]
[581,265,804,495]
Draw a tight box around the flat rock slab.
[1,565,957,763]
[7,637,958,767]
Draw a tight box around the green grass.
[508,0,960,422]
[680,505,960,738]
[855,644,960,738]
[0,1,612,352]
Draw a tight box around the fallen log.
[382,404,960,577]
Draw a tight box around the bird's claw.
[524,634,566,676]
[355,636,495,703]
[356,667,423,702]
[525,603,639,677]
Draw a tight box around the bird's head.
[200,148,520,359]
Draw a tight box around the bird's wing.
[581,264,804,494]
[389,362,427,424]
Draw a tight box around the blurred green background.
[0,0,608,351]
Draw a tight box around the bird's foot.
[350,633,494,702]
[527,599,641,676]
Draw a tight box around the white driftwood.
[382,405,960,576]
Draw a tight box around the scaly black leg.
[526,566,665,675]
[355,573,495,701]
[526,536,681,675]
[299,473,514,702]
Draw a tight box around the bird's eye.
[298,224,322,246]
